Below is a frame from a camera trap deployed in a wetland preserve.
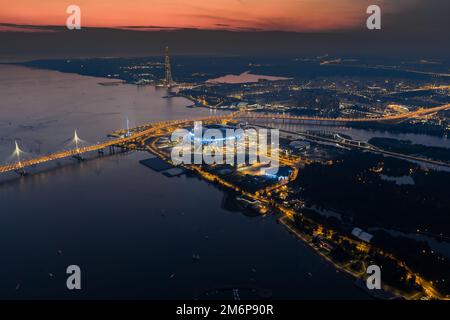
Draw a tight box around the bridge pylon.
[13,140,27,175]
[72,130,85,161]
[74,130,81,152]
[14,140,22,166]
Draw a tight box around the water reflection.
[0,65,372,299]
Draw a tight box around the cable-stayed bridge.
[0,103,448,174]
[0,114,233,174]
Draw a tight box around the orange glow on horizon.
[0,0,403,32]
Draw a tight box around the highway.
[1,101,448,299]
[238,103,450,123]
[1,103,449,173]
[273,128,450,168]
[0,114,233,173]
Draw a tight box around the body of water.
[0,65,367,299]
[207,71,289,84]
[265,121,449,148]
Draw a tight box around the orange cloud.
[0,0,414,32]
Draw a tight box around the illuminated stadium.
[187,124,243,145]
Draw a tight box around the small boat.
[192,254,200,261]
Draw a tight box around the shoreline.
[278,216,401,300]
[2,64,448,299]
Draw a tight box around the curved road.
[0,104,449,173]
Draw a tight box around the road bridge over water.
[1,104,448,174]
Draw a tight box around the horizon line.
[0,22,362,34]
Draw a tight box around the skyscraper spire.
[164,46,173,87]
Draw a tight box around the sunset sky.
[0,0,424,32]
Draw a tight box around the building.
[188,124,241,145]
[351,227,373,243]
[164,46,173,87]
[289,140,311,152]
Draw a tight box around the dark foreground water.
[0,151,368,299]
[0,65,370,299]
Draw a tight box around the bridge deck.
[0,104,448,173]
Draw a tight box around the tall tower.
[164,46,173,87]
